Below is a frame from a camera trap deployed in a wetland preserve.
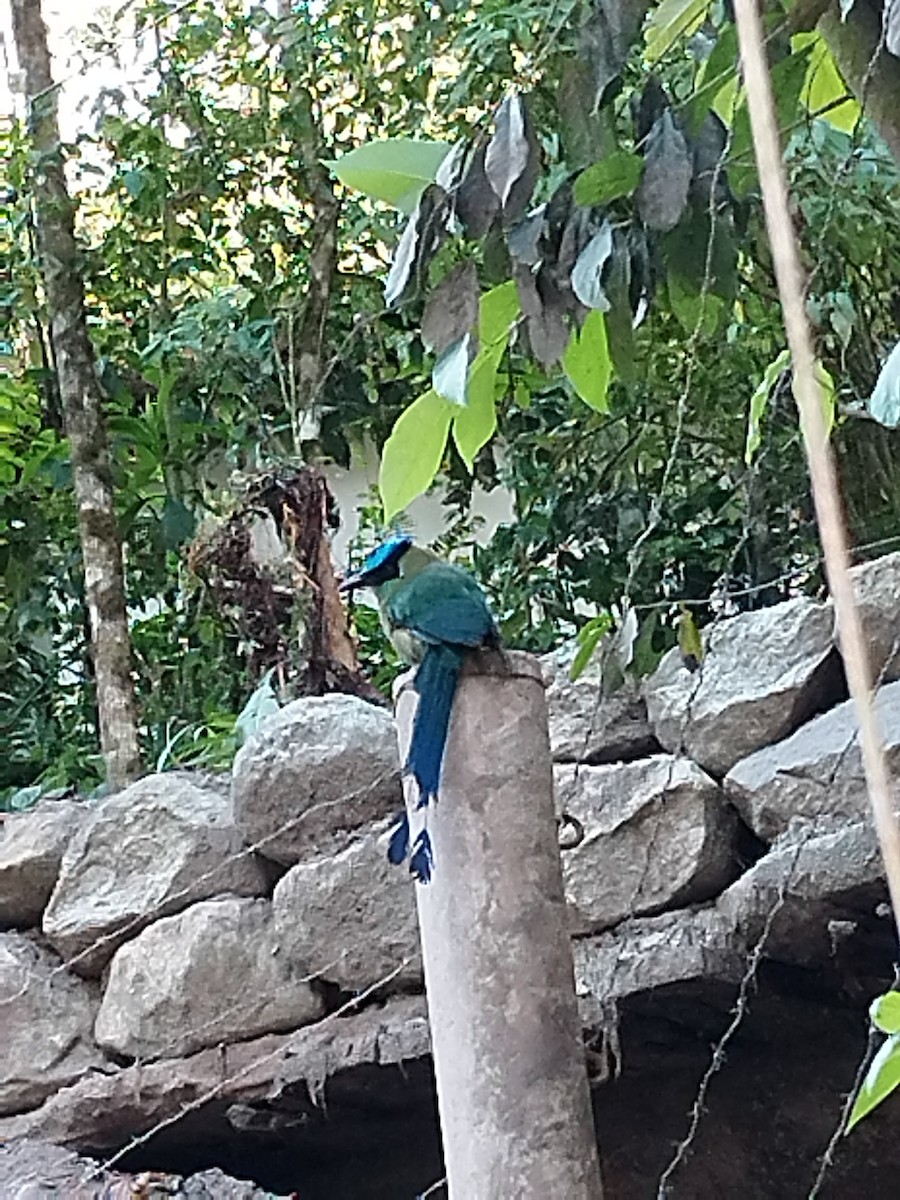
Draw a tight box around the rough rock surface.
[0,933,105,1116]
[0,799,84,928]
[0,1139,290,1198]
[556,755,737,933]
[42,774,268,977]
[272,820,421,992]
[231,695,402,865]
[724,681,900,841]
[847,551,900,683]
[95,896,324,1061]
[542,651,657,764]
[718,820,885,960]
[0,995,429,1149]
[644,595,841,777]
[574,819,886,1008]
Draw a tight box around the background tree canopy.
[4,0,900,801]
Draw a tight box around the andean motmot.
[340,535,500,881]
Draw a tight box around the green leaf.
[847,1032,900,1132]
[573,151,643,206]
[479,280,521,345]
[810,359,836,441]
[676,606,704,670]
[570,612,614,681]
[746,349,790,465]
[327,139,451,213]
[793,32,860,133]
[161,495,195,550]
[453,341,505,470]
[644,0,711,63]
[379,389,454,521]
[562,310,612,412]
[123,168,144,197]
[687,25,739,131]
[667,273,724,338]
[871,992,900,1035]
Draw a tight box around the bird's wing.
[386,565,496,648]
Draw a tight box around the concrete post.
[395,651,603,1200]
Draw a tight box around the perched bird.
[340,535,500,881]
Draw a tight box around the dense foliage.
[4,0,900,803]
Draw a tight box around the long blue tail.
[407,643,462,807]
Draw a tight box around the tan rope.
[733,0,900,946]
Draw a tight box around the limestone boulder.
[95,896,324,1061]
[724,681,900,841]
[718,821,885,962]
[644,595,841,777]
[556,755,737,934]
[846,552,900,683]
[0,799,84,928]
[0,995,428,1150]
[232,694,402,865]
[542,650,657,764]
[574,819,887,1011]
[0,1139,291,1198]
[272,819,421,991]
[0,933,105,1115]
[42,773,268,976]
[574,906,742,1007]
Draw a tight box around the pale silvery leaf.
[507,205,546,265]
[433,334,472,406]
[869,340,900,427]
[435,140,467,192]
[616,605,639,670]
[485,94,529,207]
[571,221,614,310]
[887,0,900,56]
[384,207,421,307]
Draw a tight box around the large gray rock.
[847,552,900,683]
[0,800,84,928]
[542,650,657,764]
[556,755,736,934]
[643,595,840,777]
[724,681,900,841]
[42,773,268,977]
[232,694,402,865]
[718,821,884,962]
[0,994,428,1150]
[94,896,324,1061]
[0,1139,291,1198]
[574,906,742,1006]
[0,933,105,1115]
[272,820,421,991]
[574,820,886,1008]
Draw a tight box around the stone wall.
[3,554,900,1197]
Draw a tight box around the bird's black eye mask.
[339,534,411,592]
[339,559,401,592]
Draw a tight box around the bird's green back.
[372,554,496,661]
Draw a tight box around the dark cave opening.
[96,1059,445,1200]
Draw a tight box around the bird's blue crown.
[362,534,413,573]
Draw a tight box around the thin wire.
[733,0,900,947]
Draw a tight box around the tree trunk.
[818,0,900,168]
[11,0,141,789]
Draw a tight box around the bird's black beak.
[339,570,368,594]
